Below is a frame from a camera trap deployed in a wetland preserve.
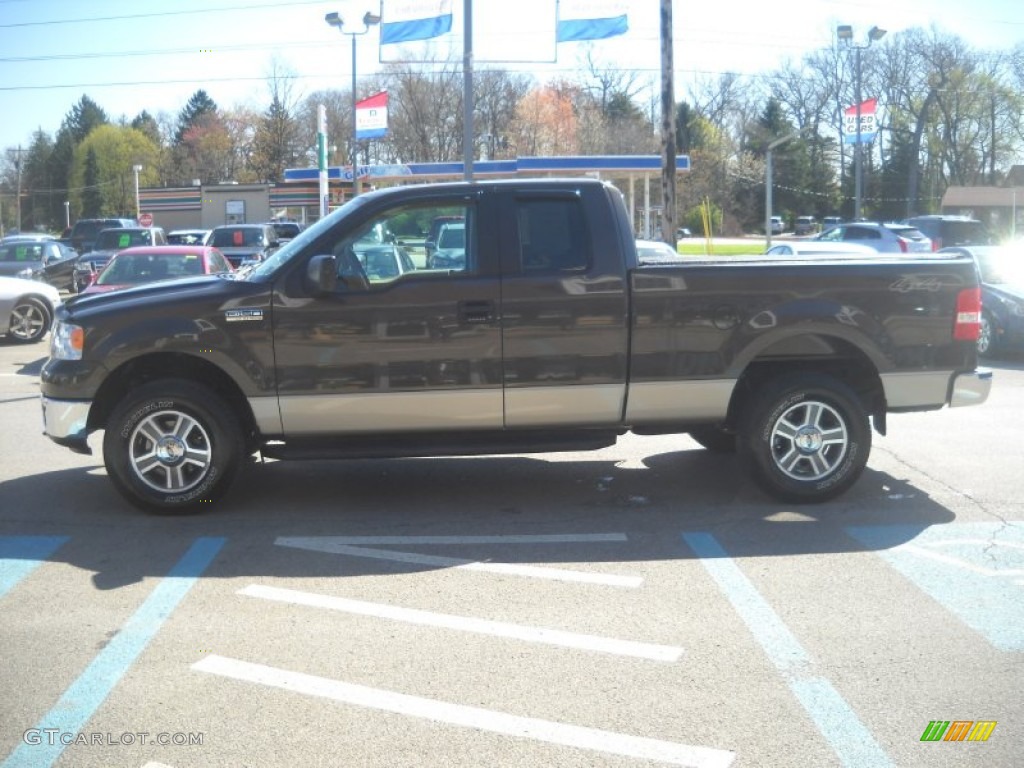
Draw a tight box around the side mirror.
[305,254,338,295]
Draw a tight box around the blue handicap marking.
[847,522,1024,652]
[0,536,69,600]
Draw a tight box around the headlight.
[16,267,35,279]
[50,321,84,360]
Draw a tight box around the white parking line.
[240,584,683,661]
[302,534,629,545]
[193,655,735,768]
[275,537,643,588]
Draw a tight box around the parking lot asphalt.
[1,338,1022,768]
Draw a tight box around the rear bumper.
[949,368,993,408]
[40,396,93,454]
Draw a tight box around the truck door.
[496,186,630,427]
[271,192,504,434]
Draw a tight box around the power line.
[0,0,328,29]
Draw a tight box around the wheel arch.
[724,333,887,436]
[87,352,259,448]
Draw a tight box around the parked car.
[167,229,211,246]
[428,222,466,269]
[815,222,932,253]
[207,224,280,268]
[269,221,303,241]
[822,216,843,228]
[767,215,784,235]
[0,275,62,344]
[794,216,818,235]
[355,245,417,281]
[0,239,80,291]
[675,227,693,239]
[636,239,682,262]
[940,245,1024,357]
[424,214,465,264]
[905,215,994,251]
[80,246,234,295]
[765,242,878,257]
[68,217,137,255]
[74,226,168,291]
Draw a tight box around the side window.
[819,227,843,242]
[515,197,589,273]
[846,227,880,240]
[326,201,474,290]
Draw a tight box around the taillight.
[954,287,981,341]
[898,238,908,253]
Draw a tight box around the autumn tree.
[511,82,579,157]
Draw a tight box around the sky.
[1,0,1022,156]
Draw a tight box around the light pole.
[132,164,143,219]
[765,131,799,249]
[325,10,381,199]
[837,24,886,221]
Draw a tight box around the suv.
[767,216,784,235]
[795,216,818,236]
[74,227,168,291]
[815,222,932,253]
[269,221,303,242]
[428,223,466,269]
[905,215,994,251]
[68,218,136,255]
[208,224,280,268]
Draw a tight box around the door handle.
[458,300,496,324]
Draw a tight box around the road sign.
[138,212,153,227]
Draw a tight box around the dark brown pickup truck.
[41,178,991,512]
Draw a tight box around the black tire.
[738,373,870,503]
[103,379,244,514]
[977,311,997,359]
[688,425,736,453]
[7,297,52,344]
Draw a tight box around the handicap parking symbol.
[846,522,1024,652]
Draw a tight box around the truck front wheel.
[738,373,870,503]
[103,379,244,513]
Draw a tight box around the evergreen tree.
[175,90,218,145]
[81,148,102,216]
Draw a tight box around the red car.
[80,245,234,295]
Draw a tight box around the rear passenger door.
[495,186,630,428]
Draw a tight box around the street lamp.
[765,131,799,249]
[325,10,381,198]
[132,164,143,219]
[837,24,886,221]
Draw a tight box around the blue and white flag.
[557,0,628,42]
[381,0,454,45]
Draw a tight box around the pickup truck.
[40,179,991,513]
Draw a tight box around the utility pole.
[659,0,676,244]
[11,145,24,233]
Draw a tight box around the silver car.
[0,275,62,344]
[814,222,932,253]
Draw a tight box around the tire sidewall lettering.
[120,400,177,439]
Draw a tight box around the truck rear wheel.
[738,373,870,503]
[103,379,244,513]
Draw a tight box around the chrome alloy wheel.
[768,399,849,481]
[9,301,48,342]
[129,409,212,492]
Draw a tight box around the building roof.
[942,186,1024,208]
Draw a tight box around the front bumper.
[949,368,993,408]
[40,396,93,454]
